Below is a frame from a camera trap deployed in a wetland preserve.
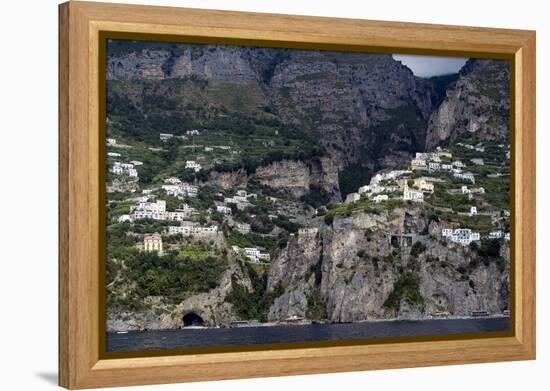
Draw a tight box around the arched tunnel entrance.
[182,312,205,327]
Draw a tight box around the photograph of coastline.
[104,39,511,352]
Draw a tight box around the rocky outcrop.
[267,205,509,322]
[253,160,311,198]
[425,59,510,149]
[208,158,342,201]
[207,168,248,190]
[107,257,253,331]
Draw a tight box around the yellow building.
[143,233,163,255]
[413,178,435,192]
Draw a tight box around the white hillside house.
[111,162,138,178]
[159,133,174,141]
[236,223,251,234]
[243,247,271,263]
[454,171,475,184]
[185,160,202,172]
[216,205,232,215]
[373,194,388,203]
[489,230,504,239]
[411,158,427,170]
[403,185,424,202]
[164,177,182,184]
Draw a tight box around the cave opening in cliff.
[182,312,205,327]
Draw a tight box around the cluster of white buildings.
[119,199,196,222]
[347,171,440,205]
[359,170,411,195]
[167,223,218,237]
[223,189,257,209]
[346,170,411,203]
[442,227,510,245]
[410,147,451,171]
[185,160,202,172]
[162,177,198,198]
[111,162,138,178]
[441,228,481,245]
[409,148,478,182]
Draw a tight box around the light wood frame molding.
[59,1,536,389]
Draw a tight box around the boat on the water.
[471,310,489,317]
[283,315,310,325]
[230,320,262,328]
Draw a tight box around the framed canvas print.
[59,1,536,389]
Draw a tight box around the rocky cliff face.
[425,59,510,149]
[267,205,509,322]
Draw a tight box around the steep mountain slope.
[105,42,511,330]
[425,59,510,149]
[107,42,435,200]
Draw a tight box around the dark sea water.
[106,317,509,352]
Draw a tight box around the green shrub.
[410,241,426,258]
[383,272,423,311]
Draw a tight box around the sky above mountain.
[393,54,468,77]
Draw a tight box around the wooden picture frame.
[59,1,536,389]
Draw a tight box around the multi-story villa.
[243,248,271,263]
[143,233,163,255]
[168,224,218,237]
[403,185,424,202]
